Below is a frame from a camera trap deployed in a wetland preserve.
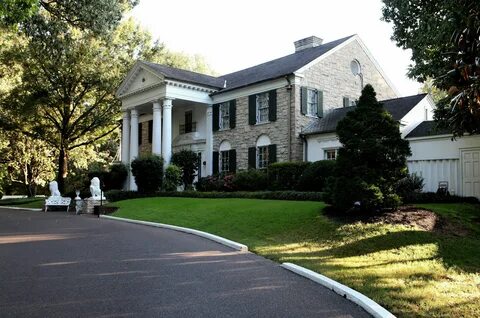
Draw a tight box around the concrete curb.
[100,215,248,252]
[0,206,43,212]
[282,263,395,318]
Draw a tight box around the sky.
[131,0,422,97]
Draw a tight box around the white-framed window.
[219,102,230,130]
[257,146,269,169]
[220,150,230,173]
[324,149,338,160]
[256,92,269,123]
[307,89,318,116]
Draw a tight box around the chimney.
[294,36,323,52]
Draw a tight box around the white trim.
[100,215,248,252]
[295,35,400,96]
[282,263,395,318]
[212,77,290,104]
[116,61,165,98]
[165,80,217,93]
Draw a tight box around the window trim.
[306,88,318,117]
[219,150,230,173]
[257,145,269,169]
[256,92,269,124]
[324,148,338,160]
[219,102,230,130]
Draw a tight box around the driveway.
[0,208,370,317]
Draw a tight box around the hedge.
[105,190,325,203]
[403,192,479,204]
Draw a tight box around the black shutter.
[343,97,350,108]
[268,89,277,122]
[317,91,324,118]
[301,87,308,115]
[268,144,277,164]
[148,120,153,143]
[212,104,219,132]
[229,149,236,173]
[138,122,142,145]
[248,147,256,169]
[248,95,256,125]
[213,151,219,174]
[229,100,236,129]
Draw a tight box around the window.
[307,89,318,116]
[256,92,269,123]
[185,111,193,133]
[257,146,269,169]
[220,150,230,173]
[219,102,230,130]
[325,149,338,160]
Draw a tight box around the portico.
[116,61,222,190]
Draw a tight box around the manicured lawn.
[113,198,480,318]
[0,197,44,209]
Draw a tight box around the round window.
[350,59,361,75]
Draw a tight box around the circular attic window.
[350,59,361,76]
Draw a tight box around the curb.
[0,206,43,212]
[281,263,395,318]
[100,215,248,252]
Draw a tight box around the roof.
[302,94,428,135]
[141,61,225,89]
[405,121,451,138]
[140,35,355,93]
[217,35,355,93]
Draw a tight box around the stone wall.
[139,121,152,156]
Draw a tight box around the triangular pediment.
[116,61,165,98]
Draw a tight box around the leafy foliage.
[296,160,336,192]
[396,173,424,200]
[163,165,182,192]
[130,155,163,193]
[267,162,310,190]
[382,1,480,136]
[171,150,199,190]
[232,170,268,192]
[327,85,411,212]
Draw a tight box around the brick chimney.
[294,36,323,52]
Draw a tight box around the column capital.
[130,108,138,117]
[153,102,161,112]
[122,111,130,120]
[206,105,213,116]
[163,98,173,109]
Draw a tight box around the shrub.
[106,163,128,190]
[232,169,268,191]
[267,162,310,190]
[130,155,164,193]
[195,173,236,192]
[396,173,424,199]
[164,165,182,192]
[402,192,479,204]
[105,189,324,202]
[297,160,336,192]
[171,150,199,190]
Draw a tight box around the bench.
[44,197,72,212]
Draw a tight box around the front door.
[462,149,480,198]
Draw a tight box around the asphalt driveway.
[0,208,370,317]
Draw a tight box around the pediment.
[116,61,165,98]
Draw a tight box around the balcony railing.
[179,122,197,135]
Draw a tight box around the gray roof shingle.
[141,35,355,92]
[302,94,428,135]
[405,121,451,138]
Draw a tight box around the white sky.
[132,0,421,96]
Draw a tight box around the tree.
[171,150,200,190]
[1,0,137,35]
[328,85,411,212]
[382,1,480,137]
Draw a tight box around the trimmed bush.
[195,173,235,192]
[297,160,336,192]
[107,163,128,190]
[396,173,424,200]
[267,162,310,190]
[105,189,324,202]
[130,155,164,193]
[232,169,268,191]
[164,165,182,192]
[403,192,479,204]
[171,150,199,190]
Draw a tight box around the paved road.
[0,208,370,318]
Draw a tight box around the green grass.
[113,198,480,318]
[0,197,44,209]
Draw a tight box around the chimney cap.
[294,36,323,52]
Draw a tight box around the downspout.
[285,76,293,161]
[300,133,308,162]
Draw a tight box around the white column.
[162,99,173,167]
[121,111,130,190]
[205,105,213,176]
[152,101,162,155]
[129,108,139,191]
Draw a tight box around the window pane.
[220,150,230,172]
[257,146,269,169]
[307,89,317,116]
[219,103,230,130]
[256,93,269,123]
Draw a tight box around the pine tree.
[329,84,411,212]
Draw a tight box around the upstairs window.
[307,89,318,116]
[248,90,277,125]
[256,93,269,123]
[301,87,323,117]
[219,102,230,130]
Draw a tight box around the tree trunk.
[57,147,69,194]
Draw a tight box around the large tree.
[382,1,480,137]
[327,85,411,212]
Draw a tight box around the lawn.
[112,198,480,318]
[0,197,44,209]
